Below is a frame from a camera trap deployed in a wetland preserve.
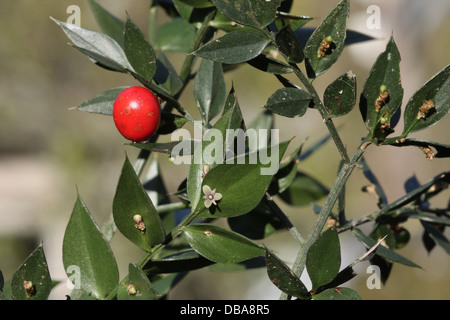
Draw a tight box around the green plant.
[1,0,449,301]
[113,86,161,142]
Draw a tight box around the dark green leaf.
[156,18,197,53]
[279,172,329,207]
[304,0,350,79]
[124,17,157,81]
[402,64,450,136]
[276,25,304,63]
[247,55,294,74]
[352,228,421,268]
[313,287,361,300]
[359,36,403,137]
[199,140,290,218]
[265,250,310,299]
[113,155,166,250]
[144,250,215,274]
[130,140,195,156]
[51,17,132,72]
[74,87,128,115]
[228,200,284,240]
[193,31,270,64]
[306,228,341,290]
[89,0,125,46]
[421,221,450,254]
[117,264,160,300]
[178,0,214,8]
[211,0,282,29]
[264,87,312,118]
[183,223,265,263]
[194,59,227,125]
[324,71,357,117]
[11,244,52,300]
[63,194,119,299]
[386,138,450,159]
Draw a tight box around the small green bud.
[379,85,387,94]
[325,36,333,43]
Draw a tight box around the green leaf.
[324,71,357,117]
[74,87,128,115]
[313,287,361,300]
[117,264,160,300]
[130,140,195,156]
[402,64,450,136]
[352,228,421,268]
[183,223,265,263]
[275,25,304,63]
[247,55,294,74]
[193,31,270,64]
[247,110,274,151]
[124,16,157,81]
[264,87,312,118]
[386,138,450,159]
[421,221,450,254]
[89,0,125,46]
[178,0,214,8]
[228,200,285,240]
[51,17,132,72]
[194,59,227,125]
[304,0,350,79]
[265,250,310,299]
[199,140,290,218]
[279,172,329,207]
[11,244,52,300]
[359,36,403,137]
[113,155,166,250]
[306,228,341,291]
[143,250,215,274]
[63,194,119,299]
[211,0,282,29]
[156,18,197,53]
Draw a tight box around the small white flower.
[202,185,222,208]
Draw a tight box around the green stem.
[280,139,369,300]
[290,64,350,163]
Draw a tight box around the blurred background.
[0,0,448,300]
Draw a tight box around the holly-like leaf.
[265,249,310,300]
[113,155,166,251]
[117,264,160,300]
[312,287,361,300]
[211,0,282,30]
[73,87,128,115]
[275,24,304,63]
[359,36,403,137]
[306,228,341,291]
[124,16,157,81]
[183,223,265,263]
[304,0,350,79]
[193,31,270,64]
[63,194,119,299]
[194,59,227,125]
[264,87,312,118]
[324,71,357,117]
[402,64,450,136]
[51,17,132,73]
[199,140,290,218]
[11,244,52,300]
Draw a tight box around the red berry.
[113,86,161,142]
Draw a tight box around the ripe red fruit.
[113,86,161,142]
